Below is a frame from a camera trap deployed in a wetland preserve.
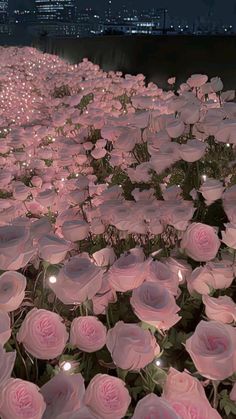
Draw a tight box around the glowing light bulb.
[202,174,207,182]
[226,143,230,147]
[62,362,72,371]
[155,359,161,367]
[49,275,57,284]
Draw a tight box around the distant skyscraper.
[105,0,112,22]
[0,0,8,23]
[35,0,76,22]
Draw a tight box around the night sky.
[9,0,236,23]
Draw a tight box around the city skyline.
[8,0,236,23]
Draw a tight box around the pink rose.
[187,74,208,88]
[180,223,220,262]
[165,257,192,285]
[70,316,107,352]
[130,282,181,331]
[17,308,68,360]
[84,374,131,419]
[163,367,206,400]
[106,321,159,370]
[0,225,36,270]
[92,276,117,315]
[30,217,52,240]
[179,140,206,162]
[0,311,11,345]
[0,271,26,312]
[61,220,89,242]
[132,393,180,419]
[185,320,236,380]
[199,178,224,205]
[0,378,46,419]
[222,222,236,249]
[148,260,180,296]
[0,344,16,386]
[38,233,71,264]
[92,247,117,267]
[49,255,103,304]
[163,367,221,418]
[170,399,221,419]
[107,247,149,292]
[166,120,185,138]
[35,189,57,208]
[188,261,234,295]
[57,407,97,419]
[40,372,85,419]
[203,295,236,323]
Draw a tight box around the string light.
[49,275,57,284]
[62,362,72,371]
[202,174,207,182]
[155,359,161,367]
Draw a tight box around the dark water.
[3,34,236,89]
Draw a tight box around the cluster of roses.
[0,47,235,418]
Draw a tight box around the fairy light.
[49,275,57,284]
[62,362,72,371]
[155,359,161,367]
[202,174,207,182]
[226,143,230,147]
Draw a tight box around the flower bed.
[0,46,235,418]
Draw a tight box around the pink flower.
[203,295,236,323]
[188,261,234,295]
[0,311,11,345]
[187,74,208,88]
[107,247,149,292]
[222,222,236,249]
[166,120,185,138]
[163,368,206,400]
[92,247,117,267]
[0,225,36,270]
[17,308,68,360]
[38,233,71,264]
[0,344,15,386]
[0,378,46,419]
[170,399,221,419]
[181,223,220,262]
[165,257,192,285]
[49,255,103,304]
[168,77,176,85]
[92,276,117,315]
[132,393,180,419]
[130,282,181,331]
[148,260,180,296]
[185,320,236,380]
[199,178,224,205]
[40,372,85,419]
[84,374,131,419]
[179,140,207,162]
[35,189,57,209]
[106,321,159,370]
[70,316,107,352]
[0,271,26,312]
[61,220,89,241]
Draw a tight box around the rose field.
[0,46,236,418]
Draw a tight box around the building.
[77,8,101,37]
[35,0,76,22]
[0,0,8,23]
